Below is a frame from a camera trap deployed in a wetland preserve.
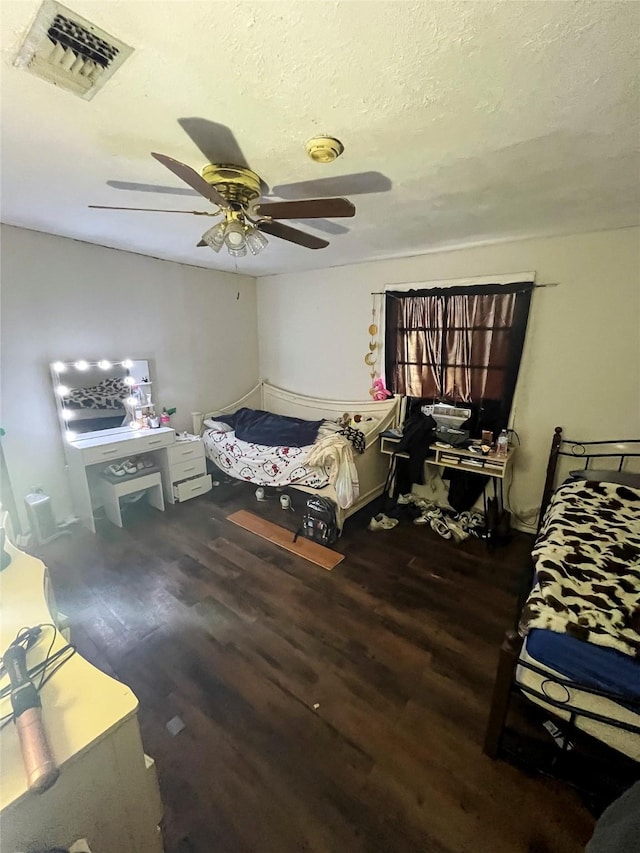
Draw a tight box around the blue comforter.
[217,407,324,448]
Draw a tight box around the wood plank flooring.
[38,483,595,852]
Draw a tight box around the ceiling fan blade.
[257,220,329,250]
[197,239,207,247]
[178,118,250,169]
[256,198,355,220]
[270,172,392,200]
[106,179,199,197]
[89,205,216,215]
[151,152,229,209]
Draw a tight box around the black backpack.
[294,496,339,546]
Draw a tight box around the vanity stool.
[100,470,165,528]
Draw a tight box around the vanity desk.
[52,358,211,531]
[65,426,176,532]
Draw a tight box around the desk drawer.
[167,441,203,465]
[136,431,175,453]
[83,440,133,465]
[173,474,212,502]
[171,457,207,482]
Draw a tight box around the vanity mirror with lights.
[51,358,155,439]
[51,359,211,532]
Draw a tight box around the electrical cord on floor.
[0,624,76,730]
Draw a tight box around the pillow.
[203,419,234,432]
[569,469,640,489]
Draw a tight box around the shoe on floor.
[430,517,452,539]
[368,513,399,531]
[396,493,413,505]
[446,519,469,543]
[413,513,429,525]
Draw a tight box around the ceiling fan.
[90,119,392,257]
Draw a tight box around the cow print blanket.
[520,480,640,658]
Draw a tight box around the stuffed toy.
[371,377,392,401]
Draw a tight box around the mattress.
[516,637,640,761]
[527,629,640,701]
[202,429,330,489]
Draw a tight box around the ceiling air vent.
[15,1,133,100]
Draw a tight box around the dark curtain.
[385,282,533,431]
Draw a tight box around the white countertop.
[69,425,174,449]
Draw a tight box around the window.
[384,282,533,430]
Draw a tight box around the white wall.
[257,227,640,526]
[1,225,259,528]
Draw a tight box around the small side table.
[380,437,516,539]
[426,444,516,516]
[100,470,165,527]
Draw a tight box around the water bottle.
[496,429,509,458]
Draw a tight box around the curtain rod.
[370,282,558,295]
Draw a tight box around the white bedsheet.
[203,429,330,489]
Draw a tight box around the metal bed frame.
[484,427,640,808]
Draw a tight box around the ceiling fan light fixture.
[201,221,226,252]
[246,227,268,255]
[224,220,246,249]
[227,243,248,258]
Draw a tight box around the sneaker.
[105,463,126,477]
[446,519,469,543]
[368,513,399,531]
[423,507,443,521]
[397,493,413,505]
[413,513,430,525]
[430,517,452,539]
[121,460,137,475]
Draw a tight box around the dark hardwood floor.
[38,483,595,852]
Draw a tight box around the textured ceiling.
[1,0,639,276]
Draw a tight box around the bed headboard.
[192,381,401,437]
[539,426,640,532]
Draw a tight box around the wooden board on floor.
[227,509,344,571]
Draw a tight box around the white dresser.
[65,426,176,532]
[158,435,212,503]
[0,537,163,853]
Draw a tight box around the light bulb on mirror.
[57,385,70,397]
[98,360,112,370]
[65,430,77,442]
[124,376,136,386]
[52,361,66,373]
[62,410,74,421]
[75,360,89,371]
[122,359,133,369]
[125,396,138,407]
